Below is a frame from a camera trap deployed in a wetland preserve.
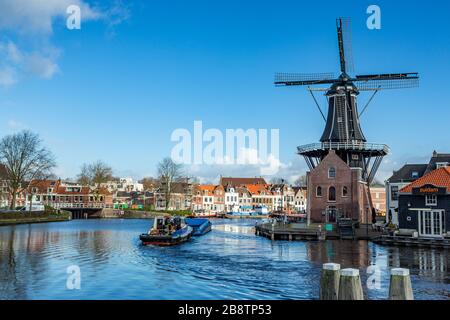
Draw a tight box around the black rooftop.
[425,152,450,174]
[387,164,427,183]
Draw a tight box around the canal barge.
[140,216,193,246]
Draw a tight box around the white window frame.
[436,162,448,169]
[425,194,437,206]
[316,186,322,197]
[328,167,336,179]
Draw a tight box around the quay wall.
[100,209,163,219]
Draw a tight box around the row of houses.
[191,177,307,215]
[0,175,114,210]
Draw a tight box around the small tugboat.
[140,216,193,246]
[184,218,212,236]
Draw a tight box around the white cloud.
[24,51,60,79]
[185,150,308,185]
[7,119,26,130]
[0,0,130,87]
[0,0,101,35]
[0,40,60,82]
[0,66,18,86]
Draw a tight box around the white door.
[418,210,444,237]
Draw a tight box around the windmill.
[275,18,419,184]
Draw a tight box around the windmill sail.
[354,73,419,90]
[274,72,335,86]
[337,17,354,73]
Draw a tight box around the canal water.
[0,219,448,300]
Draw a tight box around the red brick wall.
[307,151,370,223]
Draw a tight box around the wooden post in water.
[389,268,414,300]
[338,268,364,300]
[320,263,340,300]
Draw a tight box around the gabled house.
[192,185,216,214]
[307,150,371,224]
[269,184,295,212]
[236,186,252,212]
[398,167,450,238]
[293,187,307,213]
[245,184,273,211]
[386,151,450,226]
[224,185,239,212]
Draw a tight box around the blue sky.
[0,0,449,183]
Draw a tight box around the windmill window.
[342,186,349,197]
[328,187,336,202]
[316,186,322,197]
[328,167,336,178]
[411,171,419,179]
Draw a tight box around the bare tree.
[77,161,113,187]
[270,177,286,184]
[0,131,56,209]
[294,174,307,187]
[157,157,182,210]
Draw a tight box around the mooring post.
[338,268,364,300]
[389,268,414,300]
[320,263,340,300]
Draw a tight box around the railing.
[297,142,390,154]
[50,203,114,209]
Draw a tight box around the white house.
[224,186,239,212]
[293,187,307,212]
[102,178,144,194]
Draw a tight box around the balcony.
[297,142,390,155]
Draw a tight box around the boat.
[184,218,212,236]
[193,209,217,218]
[225,205,269,219]
[140,216,193,246]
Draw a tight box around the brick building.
[307,150,371,223]
[370,186,386,215]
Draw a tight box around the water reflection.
[0,219,448,300]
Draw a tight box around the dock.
[255,222,326,241]
[255,222,382,241]
[372,235,450,249]
[225,214,269,219]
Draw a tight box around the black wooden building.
[398,167,450,237]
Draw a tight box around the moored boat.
[192,209,217,218]
[184,218,212,236]
[140,216,193,246]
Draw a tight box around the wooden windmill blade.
[274,72,336,86]
[353,73,419,90]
